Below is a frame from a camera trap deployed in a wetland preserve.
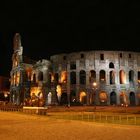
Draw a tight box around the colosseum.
[10,33,140,106]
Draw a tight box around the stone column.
[86,71,90,105]
[76,60,80,102]
[67,63,70,106]
[43,68,48,82]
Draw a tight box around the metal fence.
[0,106,47,115]
[1,105,140,126]
[0,106,22,112]
[51,112,140,126]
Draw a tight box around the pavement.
[0,111,140,140]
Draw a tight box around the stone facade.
[10,33,140,106]
[51,51,140,106]
[10,33,54,106]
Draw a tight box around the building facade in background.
[10,33,140,106]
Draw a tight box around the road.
[0,112,140,140]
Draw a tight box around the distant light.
[93,82,97,87]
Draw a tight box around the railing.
[0,106,23,112]
[51,112,140,126]
[0,105,47,115]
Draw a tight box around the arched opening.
[110,92,117,105]
[129,92,135,106]
[54,73,59,83]
[99,91,108,105]
[56,84,62,103]
[13,74,16,86]
[0,93,5,101]
[109,62,114,68]
[60,71,67,83]
[119,70,126,84]
[33,73,36,83]
[137,93,140,105]
[26,68,32,81]
[100,70,106,82]
[89,70,96,83]
[70,90,77,105]
[79,91,87,104]
[70,72,76,85]
[47,92,52,105]
[110,71,115,84]
[38,71,43,81]
[60,93,68,105]
[138,71,140,84]
[16,71,20,86]
[120,92,128,106]
[129,70,134,83]
[80,70,86,85]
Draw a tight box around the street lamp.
[92,82,97,111]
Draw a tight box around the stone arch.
[129,70,134,83]
[109,62,114,68]
[79,91,87,104]
[137,93,140,105]
[33,73,36,83]
[79,70,86,85]
[38,71,43,81]
[89,70,96,83]
[129,92,136,106]
[110,71,115,84]
[120,92,128,106]
[99,70,106,82]
[70,90,76,103]
[60,71,67,83]
[110,91,117,105]
[99,91,108,105]
[138,71,140,83]
[119,70,126,84]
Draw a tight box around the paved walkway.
[0,112,140,140]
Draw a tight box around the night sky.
[0,1,140,76]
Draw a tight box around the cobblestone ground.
[0,112,140,140]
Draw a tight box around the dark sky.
[0,1,140,76]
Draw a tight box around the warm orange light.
[26,68,32,80]
[60,71,67,83]
[137,93,140,99]
[93,82,97,87]
[14,60,18,67]
[99,91,107,102]
[30,87,42,96]
[4,93,8,98]
[16,72,20,85]
[79,91,86,102]
[51,74,55,82]
[13,74,16,85]
[56,85,62,96]
[120,70,126,84]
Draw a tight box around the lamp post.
[92,82,97,111]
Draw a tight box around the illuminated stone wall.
[10,34,140,106]
[50,51,140,106]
